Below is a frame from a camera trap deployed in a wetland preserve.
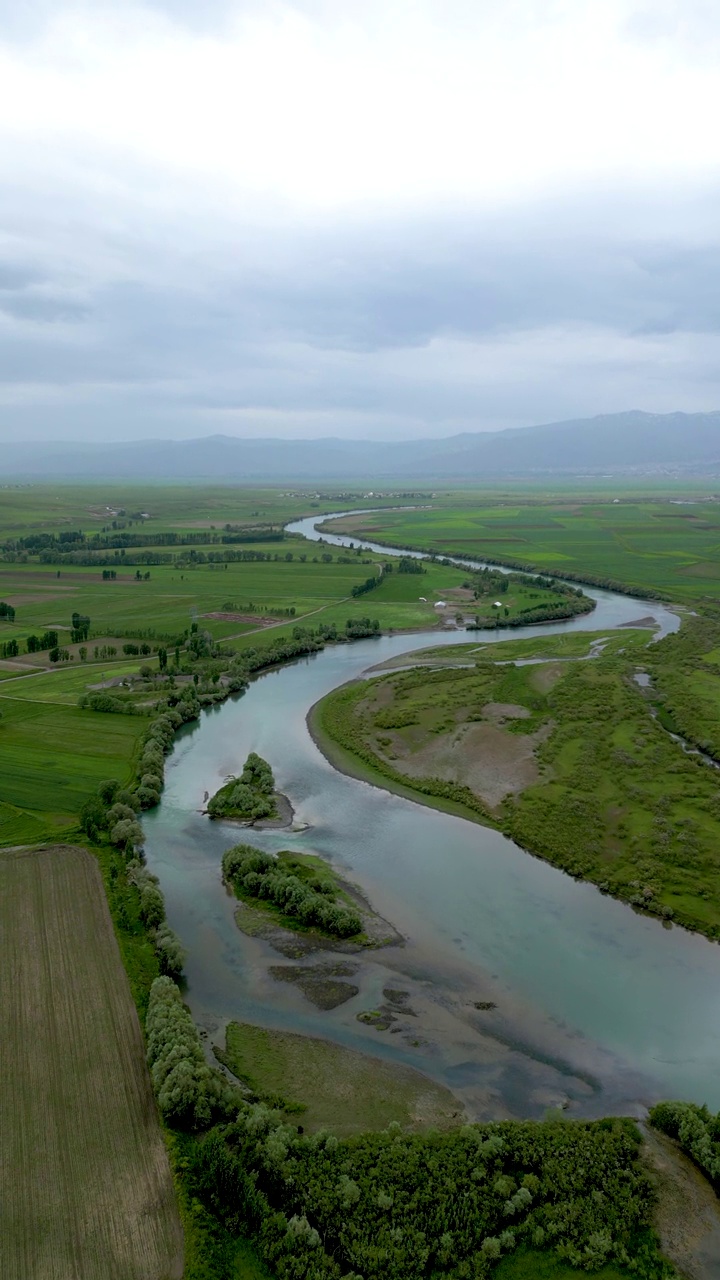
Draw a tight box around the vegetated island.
[310,622,720,940]
[206,751,294,828]
[221,843,401,956]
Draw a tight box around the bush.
[110,818,144,851]
[650,1101,720,1186]
[154,924,185,978]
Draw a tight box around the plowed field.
[0,845,183,1279]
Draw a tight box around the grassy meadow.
[313,621,720,938]
[0,845,183,1279]
[0,697,146,845]
[216,1022,460,1136]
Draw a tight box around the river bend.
[141,512,720,1118]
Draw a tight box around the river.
[141,511,720,1121]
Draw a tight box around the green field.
[216,1021,460,1136]
[0,696,145,845]
[495,1253,627,1280]
[0,845,183,1279]
[323,498,720,601]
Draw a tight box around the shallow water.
[141,514,720,1117]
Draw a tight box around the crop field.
[0,483,384,540]
[323,498,720,600]
[0,552,380,642]
[0,697,145,845]
[0,845,183,1279]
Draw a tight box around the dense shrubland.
[79,778,185,980]
[222,844,363,938]
[185,1110,671,1279]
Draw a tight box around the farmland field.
[0,698,146,845]
[0,844,183,1279]
[321,498,720,601]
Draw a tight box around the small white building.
[434,600,446,609]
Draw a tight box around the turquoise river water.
[141,512,720,1120]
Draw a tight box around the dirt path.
[642,1124,720,1279]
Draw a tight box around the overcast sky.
[1,0,719,442]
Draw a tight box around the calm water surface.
[142,513,720,1114]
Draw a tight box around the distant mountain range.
[1,411,719,481]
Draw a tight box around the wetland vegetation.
[313,618,720,938]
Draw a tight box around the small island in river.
[206,750,295,828]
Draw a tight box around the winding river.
[142,511,720,1120]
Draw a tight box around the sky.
[1,0,720,442]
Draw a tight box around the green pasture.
[326,499,720,600]
[369,629,654,671]
[0,696,145,844]
[215,1021,459,1136]
[0,482,420,543]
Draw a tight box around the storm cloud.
[0,1,719,440]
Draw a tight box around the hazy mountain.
[1,411,719,481]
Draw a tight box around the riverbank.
[307,687,496,827]
[309,633,720,941]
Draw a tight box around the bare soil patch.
[379,719,545,811]
[0,844,183,1280]
[203,610,279,626]
[529,662,566,693]
[481,701,530,722]
[642,1125,720,1280]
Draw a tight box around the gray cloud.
[1,2,720,444]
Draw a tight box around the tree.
[110,818,144,851]
[98,778,121,805]
[154,924,185,977]
[79,796,108,840]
